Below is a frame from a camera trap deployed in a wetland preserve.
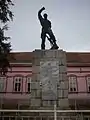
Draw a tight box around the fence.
[1,108,90,120]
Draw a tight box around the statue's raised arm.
[38,7,45,21]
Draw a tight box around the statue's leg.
[47,28,56,44]
[47,29,59,49]
[41,30,46,49]
[46,34,54,45]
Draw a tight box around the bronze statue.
[38,7,59,50]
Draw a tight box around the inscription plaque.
[40,61,59,100]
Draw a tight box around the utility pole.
[54,101,57,120]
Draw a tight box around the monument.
[29,7,69,119]
[38,7,59,50]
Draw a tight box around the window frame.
[13,75,23,93]
[68,75,78,93]
[26,76,31,93]
[86,75,90,93]
[0,76,7,93]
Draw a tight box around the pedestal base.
[31,49,69,109]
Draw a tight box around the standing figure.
[38,7,59,50]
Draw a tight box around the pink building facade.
[67,52,90,109]
[0,52,90,110]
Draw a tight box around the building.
[0,51,90,120]
[67,52,90,110]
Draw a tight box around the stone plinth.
[31,49,69,109]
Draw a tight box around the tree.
[0,0,14,75]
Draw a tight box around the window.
[68,75,77,92]
[26,77,31,93]
[0,76,6,92]
[86,76,90,92]
[13,77,22,92]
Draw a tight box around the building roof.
[10,51,90,66]
[67,52,90,66]
[66,52,90,63]
[10,52,33,63]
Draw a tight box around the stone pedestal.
[31,49,69,109]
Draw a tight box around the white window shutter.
[0,77,5,92]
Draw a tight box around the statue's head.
[43,13,48,19]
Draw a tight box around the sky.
[7,0,90,52]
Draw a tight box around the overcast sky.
[7,0,90,52]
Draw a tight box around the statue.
[38,7,59,50]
